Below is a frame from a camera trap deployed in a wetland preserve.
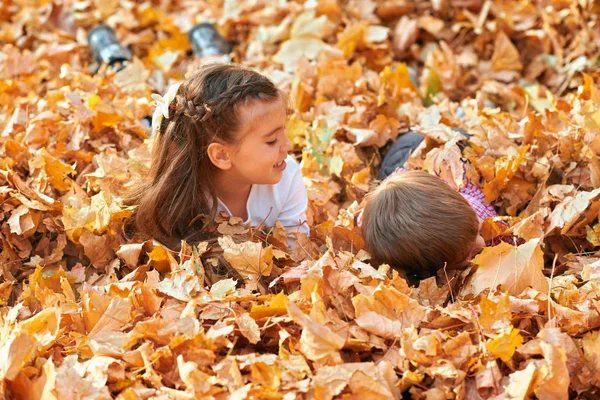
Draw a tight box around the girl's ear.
[207,142,232,170]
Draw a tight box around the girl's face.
[227,97,292,185]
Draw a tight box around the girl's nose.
[281,132,292,153]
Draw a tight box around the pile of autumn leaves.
[2,0,600,399]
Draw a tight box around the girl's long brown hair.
[124,63,280,248]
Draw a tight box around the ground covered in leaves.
[1,0,600,399]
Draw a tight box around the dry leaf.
[286,300,345,361]
[219,236,274,278]
[461,239,549,297]
[491,31,523,71]
[236,313,261,344]
[250,292,288,320]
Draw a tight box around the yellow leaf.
[147,31,190,71]
[88,297,132,339]
[479,294,511,332]
[87,94,124,131]
[29,148,75,191]
[236,313,261,344]
[20,307,61,349]
[290,10,337,40]
[250,292,288,320]
[336,21,368,58]
[378,63,417,106]
[209,278,237,298]
[587,222,600,247]
[0,330,35,381]
[251,362,281,390]
[424,139,464,190]
[7,205,41,237]
[286,118,309,147]
[487,326,523,362]
[403,370,424,383]
[460,238,549,297]
[580,331,600,386]
[482,145,529,203]
[79,229,114,268]
[147,242,177,273]
[505,363,537,399]
[352,284,427,338]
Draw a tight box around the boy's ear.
[207,143,232,170]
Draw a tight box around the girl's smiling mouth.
[273,159,286,171]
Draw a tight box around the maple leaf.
[491,31,523,71]
[487,325,524,362]
[218,236,274,278]
[286,300,345,361]
[461,238,549,297]
[0,329,34,381]
[353,284,427,338]
[250,291,287,320]
[546,188,600,236]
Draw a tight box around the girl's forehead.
[237,97,286,124]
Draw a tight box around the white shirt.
[217,155,309,244]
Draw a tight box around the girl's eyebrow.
[263,126,283,138]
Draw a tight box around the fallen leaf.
[219,236,274,278]
[236,313,261,344]
[0,330,34,381]
[487,325,523,362]
[250,292,288,320]
[210,278,237,298]
[461,239,549,297]
[491,31,523,71]
[286,300,345,361]
[505,362,537,400]
[546,188,600,236]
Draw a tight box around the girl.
[125,63,309,248]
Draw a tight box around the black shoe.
[187,23,232,59]
[88,25,133,69]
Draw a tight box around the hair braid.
[206,81,270,111]
[177,98,211,123]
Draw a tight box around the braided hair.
[124,63,281,248]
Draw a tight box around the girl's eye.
[267,139,278,146]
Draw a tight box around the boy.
[360,170,486,281]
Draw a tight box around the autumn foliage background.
[1,0,600,399]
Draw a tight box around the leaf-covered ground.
[1,1,600,399]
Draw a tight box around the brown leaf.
[236,313,261,344]
[546,188,600,236]
[353,284,427,338]
[78,229,115,268]
[219,236,274,278]
[491,31,523,71]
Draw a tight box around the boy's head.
[360,170,484,278]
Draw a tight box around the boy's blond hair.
[361,170,479,278]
